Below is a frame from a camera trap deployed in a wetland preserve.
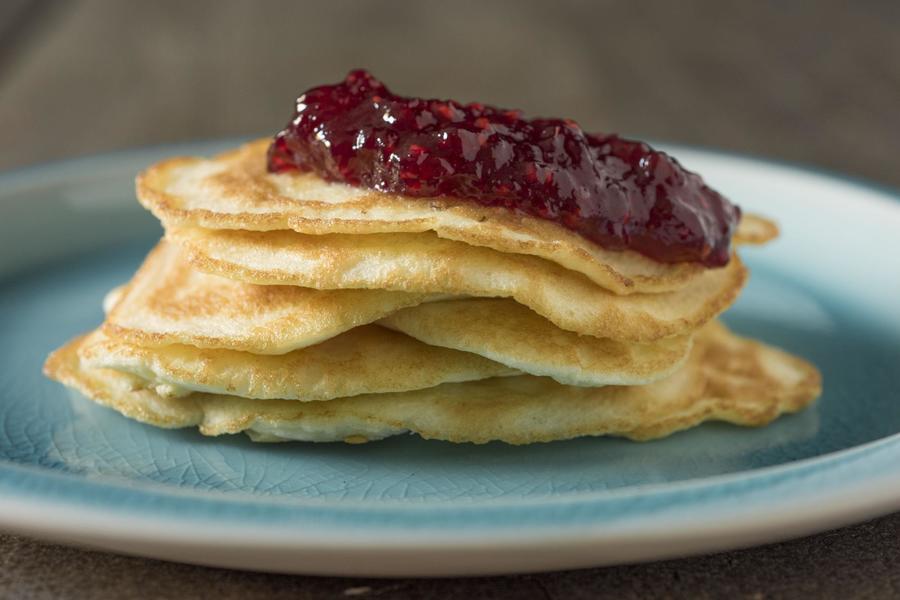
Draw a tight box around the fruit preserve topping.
[268,70,741,266]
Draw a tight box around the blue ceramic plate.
[0,141,898,576]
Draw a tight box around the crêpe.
[45,321,821,445]
[168,227,748,342]
[103,241,442,354]
[379,299,691,387]
[79,325,516,401]
[101,242,693,383]
[138,140,776,295]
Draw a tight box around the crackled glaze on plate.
[0,141,898,576]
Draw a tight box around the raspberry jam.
[268,70,740,266]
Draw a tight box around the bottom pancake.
[44,322,820,445]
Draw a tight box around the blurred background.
[1,0,899,186]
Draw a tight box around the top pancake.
[138,139,776,295]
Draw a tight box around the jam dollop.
[268,70,740,266]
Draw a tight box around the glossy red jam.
[268,70,740,266]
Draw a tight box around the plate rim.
[0,416,898,518]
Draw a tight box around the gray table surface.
[1,1,899,597]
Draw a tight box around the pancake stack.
[45,140,821,444]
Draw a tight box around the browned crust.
[101,241,438,353]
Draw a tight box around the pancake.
[734,213,779,245]
[100,242,695,383]
[79,325,516,401]
[104,241,443,354]
[100,241,692,382]
[169,226,748,342]
[44,321,821,445]
[379,299,692,386]
[138,140,776,295]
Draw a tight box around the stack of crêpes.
[46,140,821,444]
